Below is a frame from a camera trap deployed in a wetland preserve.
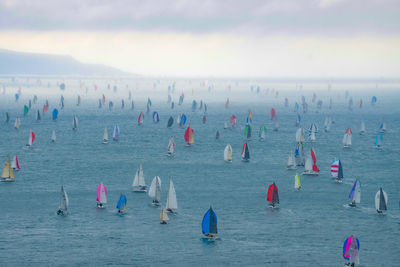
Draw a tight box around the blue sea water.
[0,80,400,266]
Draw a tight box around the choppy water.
[0,79,399,266]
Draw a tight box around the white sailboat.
[132,163,147,192]
[14,117,20,129]
[302,151,319,176]
[26,130,35,148]
[296,128,305,143]
[224,144,233,162]
[359,120,366,135]
[57,185,69,216]
[72,115,78,130]
[160,208,169,224]
[102,127,108,144]
[167,137,175,156]
[166,178,178,212]
[343,128,352,148]
[112,125,120,141]
[287,151,297,170]
[310,130,316,142]
[51,130,56,142]
[11,155,20,171]
[148,176,161,206]
[0,156,15,182]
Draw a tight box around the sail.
[160,208,169,221]
[24,105,29,116]
[287,151,296,167]
[202,115,206,123]
[295,142,305,166]
[1,156,14,179]
[343,235,360,264]
[241,142,250,160]
[259,126,266,139]
[216,130,220,139]
[304,153,313,172]
[168,138,175,154]
[167,116,174,128]
[337,160,343,179]
[296,128,305,143]
[331,160,339,177]
[96,183,107,204]
[375,188,388,211]
[230,115,237,127]
[166,179,178,210]
[349,179,361,203]
[14,117,20,129]
[11,156,20,170]
[43,104,48,115]
[244,124,252,139]
[310,148,319,172]
[36,110,41,121]
[51,130,56,142]
[138,112,144,124]
[113,125,120,139]
[360,120,365,133]
[27,130,35,146]
[184,125,194,144]
[116,194,127,210]
[202,207,218,235]
[375,132,383,146]
[270,108,276,120]
[224,144,232,161]
[148,176,161,198]
[192,100,197,111]
[179,114,187,127]
[152,111,159,123]
[267,183,279,204]
[294,174,301,189]
[103,127,108,141]
[343,128,352,146]
[59,185,69,212]
[72,116,78,129]
[52,109,58,120]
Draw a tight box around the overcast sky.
[0,0,399,77]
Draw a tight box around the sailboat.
[241,142,250,162]
[343,128,352,148]
[259,126,267,141]
[116,193,127,213]
[179,114,187,128]
[184,125,194,146]
[52,109,58,120]
[102,127,108,144]
[132,163,147,192]
[138,112,144,125]
[166,178,178,212]
[11,155,20,171]
[348,179,361,207]
[51,130,56,142]
[14,117,20,129]
[375,132,383,149]
[202,206,218,240]
[378,121,386,133]
[36,110,41,121]
[343,235,360,267]
[96,182,107,208]
[375,187,388,214]
[267,182,279,208]
[112,125,120,141]
[244,124,252,139]
[359,120,366,135]
[167,116,174,128]
[331,160,344,183]
[160,208,169,224]
[324,117,331,132]
[72,115,78,130]
[216,130,220,139]
[302,149,319,176]
[287,151,297,170]
[294,174,301,190]
[295,142,305,166]
[0,156,15,182]
[167,137,175,156]
[224,144,233,162]
[309,130,316,142]
[152,111,160,123]
[296,128,305,143]
[148,176,161,206]
[57,185,69,216]
[230,115,237,127]
[26,130,36,148]
[5,112,9,123]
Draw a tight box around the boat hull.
[132,186,147,192]
[0,178,15,182]
[302,171,319,176]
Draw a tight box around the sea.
[0,78,399,266]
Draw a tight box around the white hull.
[152,200,160,206]
[0,178,15,182]
[166,152,174,157]
[287,166,297,170]
[241,158,249,162]
[343,145,351,148]
[102,140,108,144]
[302,171,319,176]
[224,160,232,163]
[97,203,106,209]
[335,179,343,183]
[132,186,147,192]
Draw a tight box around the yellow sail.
[1,156,13,178]
[160,208,169,221]
[189,128,194,144]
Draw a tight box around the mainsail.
[166,178,178,211]
[224,144,232,162]
[349,179,361,204]
[375,187,388,212]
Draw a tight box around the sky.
[0,0,399,78]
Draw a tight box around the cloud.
[0,0,399,35]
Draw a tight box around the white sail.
[353,180,361,204]
[304,152,313,172]
[27,130,33,146]
[287,151,296,168]
[72,116,78,129]
[343,133,352,147]
[113,125,120,139]
[155,177,161,202]
[224,144,233,162]
[133,163,146,187]
[103,127,108,141]
[11,156,17,169]
[99,183,107,204]
[360,120,366,134]
[14,117,20,129]
[166,179,178,211]
[51,130,56,142]
[148,176,161,198]
[132,170,140,187]
[59,185,69,212]
[310,130,316,142]
[160,208,169,221]
[375,189,388,211]
[296,128,305,143]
